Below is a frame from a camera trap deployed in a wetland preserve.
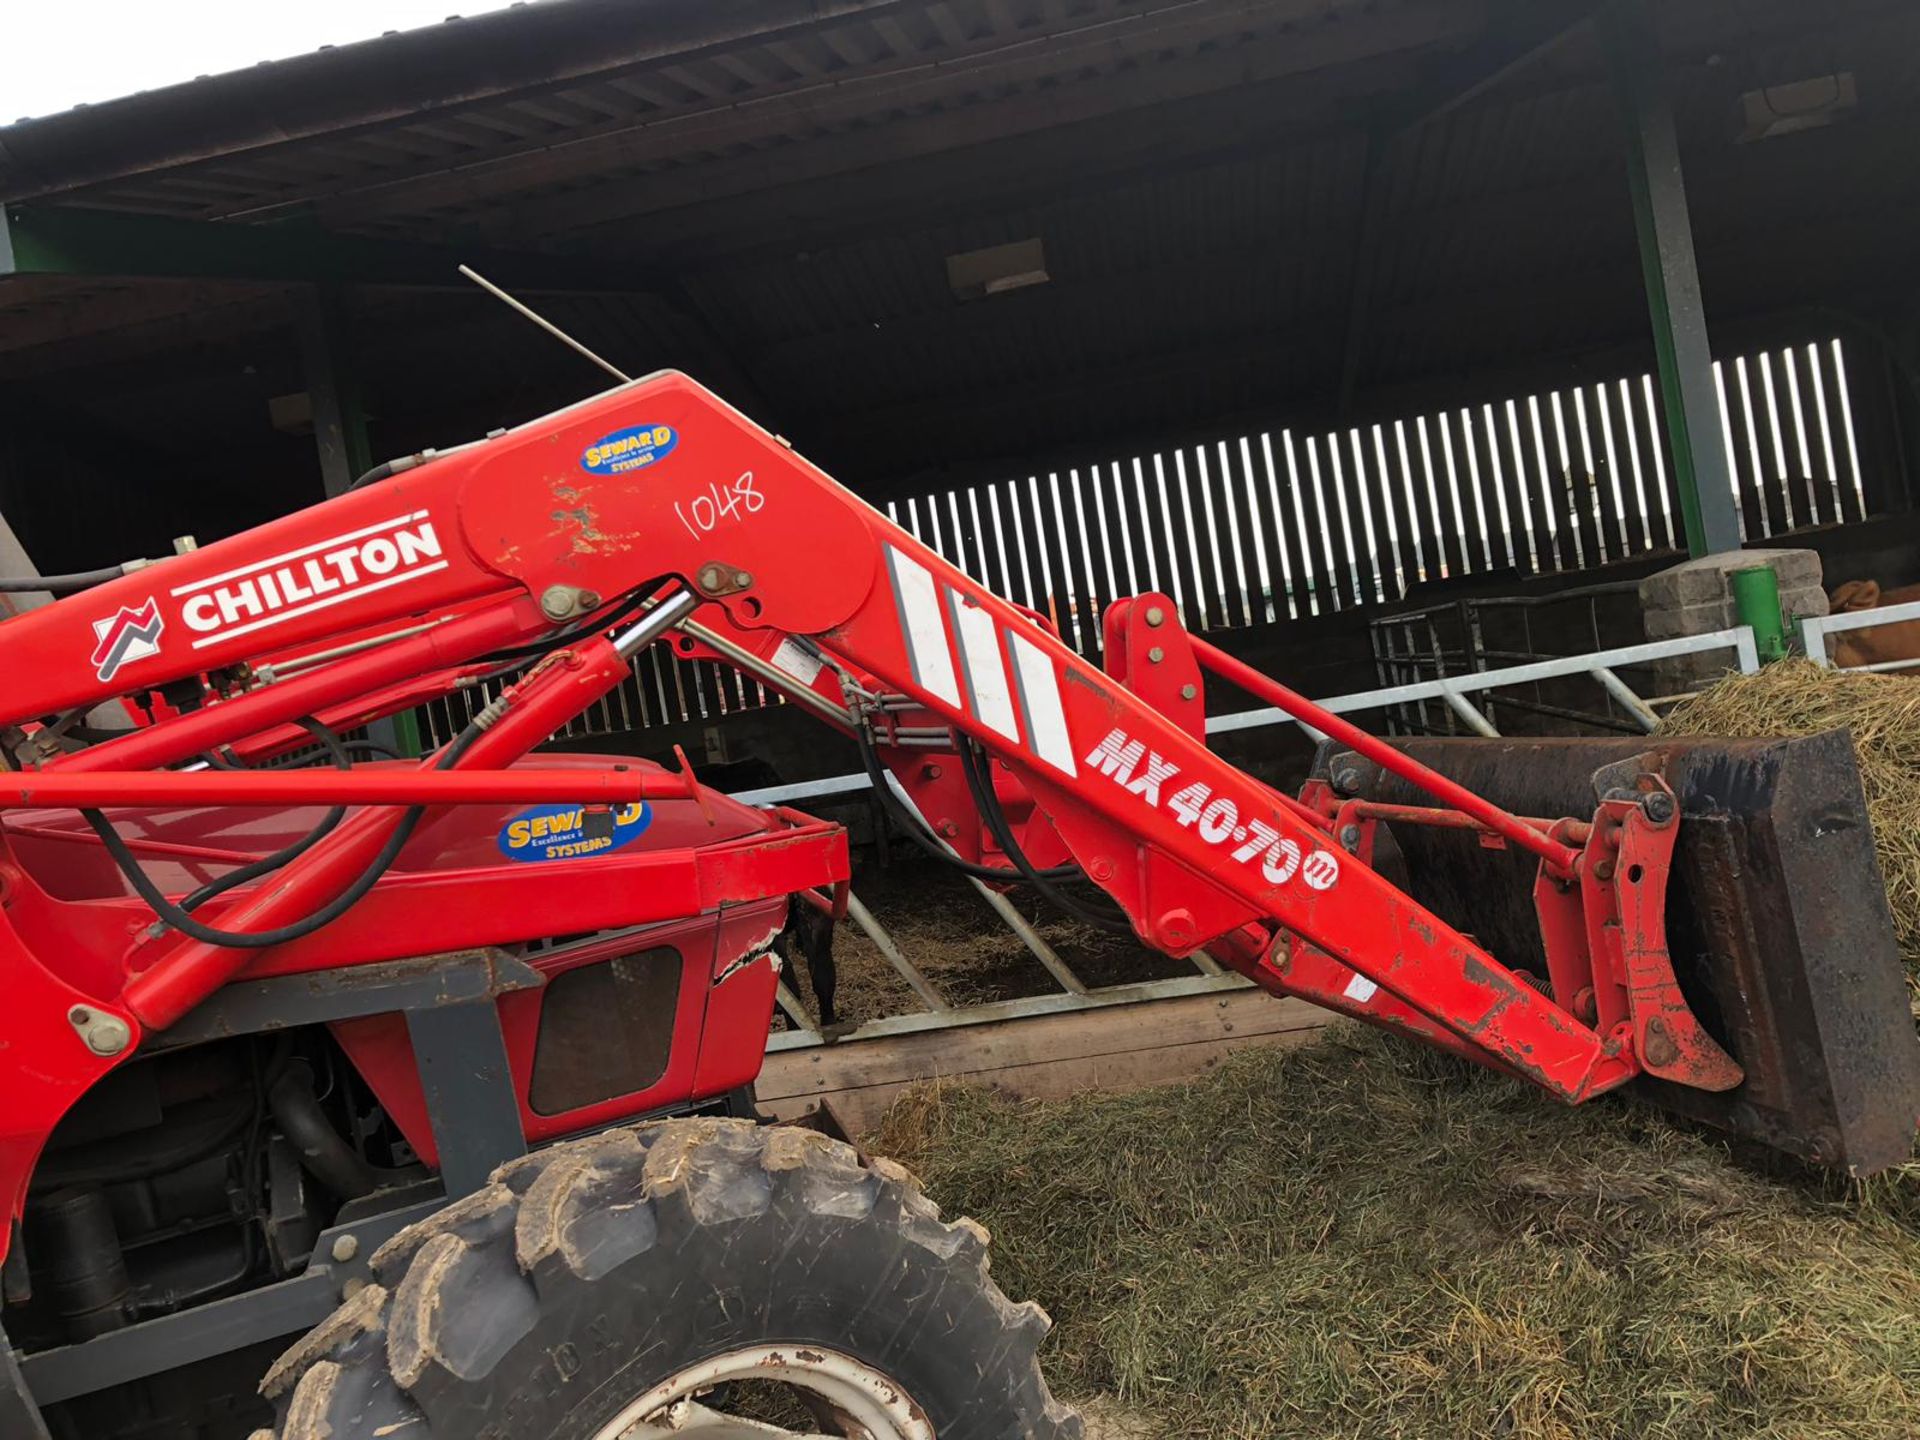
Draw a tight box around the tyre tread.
[264,1117,1079,1439]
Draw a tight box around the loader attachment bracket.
[1320,731,1920,1174]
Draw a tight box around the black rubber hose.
[178,718,350,914]
[958,738,1134,934]
[0,566,128,593]
[856,727,1079,882]
[267,1061,417,1200]
[84,726,479,949]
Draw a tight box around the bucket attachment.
[1316,730,1920,1175]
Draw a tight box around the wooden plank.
[757,990,1328,1134]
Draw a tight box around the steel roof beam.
[0,205,667,293]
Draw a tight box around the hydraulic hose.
[0,565,137,593]
[856,726,1079,883]
[84,725,479,949]
[178,718,350,914]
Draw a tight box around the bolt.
[68,1005,131,1057]
[1145,606,1166,628]
[1339,824,1362,851]
[1180,684,1198,701]
[735,571,754,588]
[1090,858,1115,882]
[1642,1016,1680,1068]
[331,1234,359,1263]
[1592,859,1615,881]
[1642,791,1676,824]
[923,763,943,780]
[578,590,602,612]
[1157,908,1195,947]
[939,821,958,837]
[540,585,579,620]
[1147,646,1165,664]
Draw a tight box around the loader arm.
[0,366,1712,1113]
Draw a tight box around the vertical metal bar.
[1603,0,1742,556]
[1592,665,1660,732]
[1442,687,1501,738]
[292,283,373,499]
[843,890,951,1011]
[775,981,817,1031]
[404,999,525,1199]
[968,878,1090,996]
[1,1330,54,1440]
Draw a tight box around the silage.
[1659,658,1920,975]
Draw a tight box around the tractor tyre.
[255,1117,1080,1440]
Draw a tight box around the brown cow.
[1826,580,1920,670]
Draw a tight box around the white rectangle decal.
[771,636,825,687]
[885,547,960,707]
[1008,631,1076,776]
[948,593,1018,739]
[1342,973,1379,1004]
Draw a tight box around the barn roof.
[0,0,1911,543]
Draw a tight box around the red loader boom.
[2,368,1910,1253]
[3,371,1916,1440]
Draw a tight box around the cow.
[1826,580,1920,671]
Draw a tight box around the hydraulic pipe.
[50,601,533,775]
[0,769,694,810]
[1188,634,1581,871]
[124,598,691,1031]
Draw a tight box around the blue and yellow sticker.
[581,424,676,475]
[498,802,652,863]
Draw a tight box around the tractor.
[1,371,1914,1440]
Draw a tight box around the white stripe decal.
[885,547,960,707]
[1008,630,1076,776]
[189,562,450,648]
[947,592,1018,739]
[171,511,430,597]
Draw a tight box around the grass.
[877,1030,1920,1439]
[857,660,1920,1437]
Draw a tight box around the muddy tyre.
[258,1117,1079,1440]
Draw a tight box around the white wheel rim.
[592,1343,936,1440]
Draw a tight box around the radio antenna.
[458,264,634,384]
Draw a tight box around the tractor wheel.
[256,1117,1080,1440]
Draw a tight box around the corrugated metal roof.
[0,0,1913,516]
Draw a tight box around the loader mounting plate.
[1320,730,1920,1175]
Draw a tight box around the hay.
[876,1029,1920,1440]
[1658,659,1920,972]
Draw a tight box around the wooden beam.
[755,989,1328,1135]
[293,285,373,498]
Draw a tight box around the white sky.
[3,1,520,123]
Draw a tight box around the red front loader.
[0,373,1913,1440]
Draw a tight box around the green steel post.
[1730,566,1787,664]
[1602,0,1742,558]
